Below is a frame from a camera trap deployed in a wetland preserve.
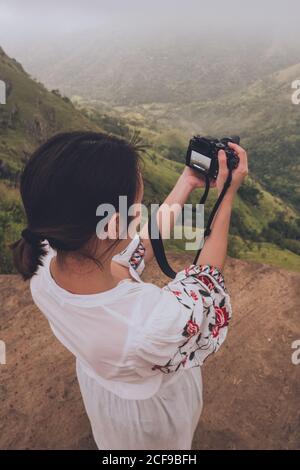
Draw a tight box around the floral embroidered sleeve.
[135,264,232,375]
[112,233,146,276]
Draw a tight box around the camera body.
[186,135,240,179]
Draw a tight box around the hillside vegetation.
[0,47,97,182]
[0,46,299,273]
[74,92,300,272]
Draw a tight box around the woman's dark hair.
[11,131,142,280]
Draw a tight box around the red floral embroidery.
[197,275,215,291]
[211,307,230,338]
[184,266,195,277]
[172,290,182,297]
[129,241,145,271]
[186,320,200,336]
[190,290,199,301]
[152,264,231,374]
[181,355,188,367]
[215,306,229,328]
[211,325,220,338]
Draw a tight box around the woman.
[11,131,248,450]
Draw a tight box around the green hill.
[89,61,300,216]
[0,46,98,182]
[0,46,102,271]
[0,47,299,274]
[74,97,300,271]
[178,63,300,213]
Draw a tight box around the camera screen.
[190,150,211,171]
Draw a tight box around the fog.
[1,0,299,102]
[0,0,300,43]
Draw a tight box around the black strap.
[148,207,177,279]
[200,173,210,205]
[148,170,233,279]
[193,169,232,264]
[205,170,232,236]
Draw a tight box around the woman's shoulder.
[124,279,171,304]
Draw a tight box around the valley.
[0,41,300,274]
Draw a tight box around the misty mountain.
[7,31,300,106]
[181,62,300,213]
[124,61,300,212]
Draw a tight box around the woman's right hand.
[216,143,248,197]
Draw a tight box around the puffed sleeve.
[112,233,146,276]
[134,264,232,375]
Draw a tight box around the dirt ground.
[0,255,299,450]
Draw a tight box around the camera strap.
[148,169,233,279]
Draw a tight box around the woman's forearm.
[140,173,194,263]
[198,141,248,271]
[196,193,234,271]
[140,143,247,271]
[140,175,234,270]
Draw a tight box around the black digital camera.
[186,135,240,179]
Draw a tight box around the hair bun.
[21,228,43,246]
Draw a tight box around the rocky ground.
[0,254,299,449]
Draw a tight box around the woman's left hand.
[180,166,216,191]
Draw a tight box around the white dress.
[30,234,232,450]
